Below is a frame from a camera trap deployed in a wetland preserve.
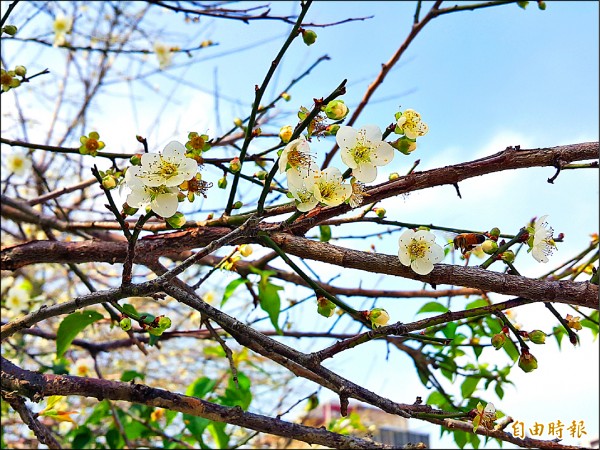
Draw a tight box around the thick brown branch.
[268,233,598,309]
[0,357,389,449]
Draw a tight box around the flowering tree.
[1,1,598,449]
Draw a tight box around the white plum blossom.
[278,136,317,185]
[529,215,556,263]
[6,151,32,176]
[125,178,180,218]
[135,141,197,187]
[336,125,394,183]
[313,167,352,207]
[398,229,444,275]
[4,285,30,313]
[72,357,95,377]
[154,41,173,68]
[396,109,428,139]
[53,14,72,47]
[288,173,319,212]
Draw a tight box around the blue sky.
[1,1,598,448]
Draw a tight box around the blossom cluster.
[280,124,397,212]
[124,141,200,219]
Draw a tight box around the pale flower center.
[295,187,313,202]
[318,180,338,200]
[287,147,312,169]
[408,239,429,260]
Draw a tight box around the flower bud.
[233,117,243,127]
[217,177,227,189]
[255,170,267,180]
[489,227,501,238]
[239,244,253,257]
[119,317,132,331]
[500,250,515,263]
[324,99,349,121]
[229,157,241,173]
[389,172,400,181]
[369,308,390,328]
[537,1,546,10]
[528,330,546,344]
[14,65,27,77]
[279,125,293,143]
[317,297,336,318]
[281,92,291,101]
[122,203,139,216]
[232,201,243,209]
[491,333,507,350]
[130,154,142,166]
[518,351,538,373]
[157,316,172,330]
[373,207,386,219]
[301,29,317,46]
[102,175,117,190]
[392,136,417,155]
[324,124,340,136]
[482,240,498,255]
[3,25,18,35]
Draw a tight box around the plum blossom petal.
[337,125,394,183]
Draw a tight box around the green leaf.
[416,301,448,315]
[442,322,458,339]
[453,430,468,449]
[219,372,252,410]
[319,225,332,242]
[106,427,124,449]
[461,376,480,398]
[85,401,110,425]
[183,415,210,443]
[466,298,489,309]
[553,326,565,349]
[207,422,229,449]
[186,376,216,398]
[494,382,505,400]
[258,281,283,334]
[56,310,103,358]
[473,344,483,360]
[427,391,446,407]
[469,431,481,449]
[221,277,247,307]
[122,303,138,316]
[71,426,93,449]
[485,317,502,334]
[120,370,145,382]
[502,338,519,362]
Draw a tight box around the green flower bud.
[229,157,241,173]
[217,177,227,189]
[489,227,501,238]
[537,1,546,10]
[481,240,499,255]
[389,172,400,181]
[324,124,340,136]
[233,117,243,127]
[130,154,142,166]
[324,99,349,121]
[232,201,243,209]
[373,207,386,219]
[392,136,417,155]
[302,29,317,46]
[491,333,507,350]
[119,317,132,331]
[518,351,538,373]
[500,250,515,263]
[101,175,117,190]
[281,92,291,101]
[528,330,546,344]
[157,316,172,330]
[14,65,27,77]
[166,212,186,228]
[317,297,336,318]
[517,1,529,9]
[255,170,267,180]
[3,25,18,36]
[122,203,139,216]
